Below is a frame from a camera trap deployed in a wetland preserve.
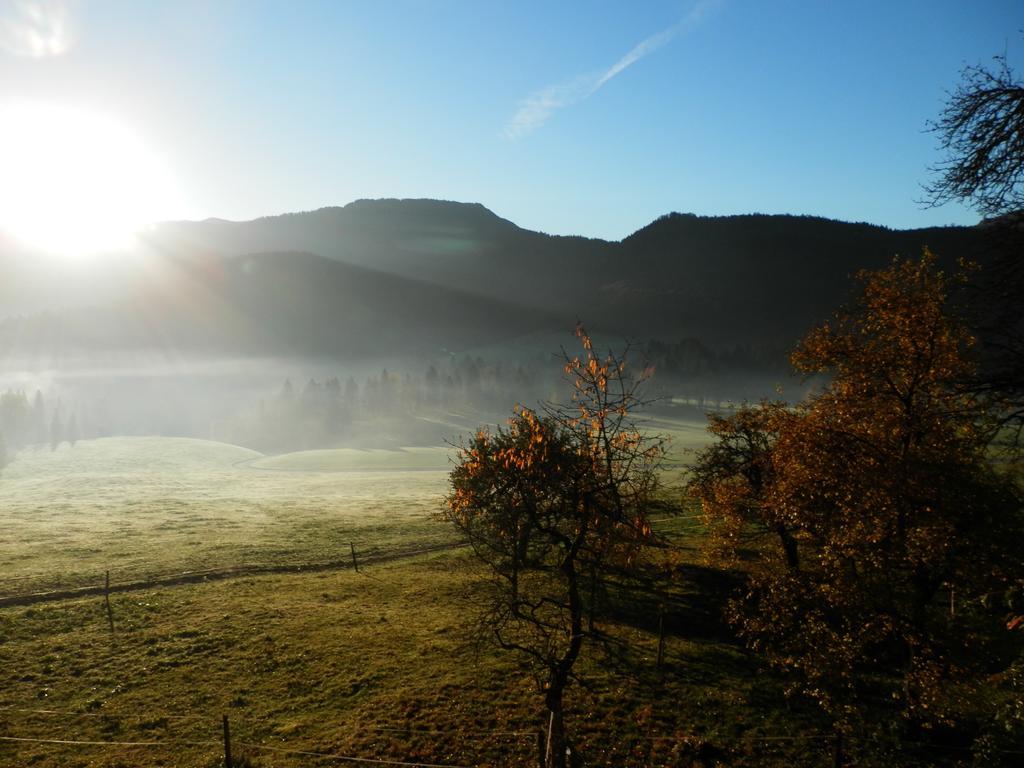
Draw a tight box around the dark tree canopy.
[924,54,1024,218]
[689,254,1024,751]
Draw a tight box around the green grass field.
[0,548,829,768]
[0,437,455,598]
[248,446,456,473]
[0,416,710,598]
[638,414,715,475]
[0,427,842,768]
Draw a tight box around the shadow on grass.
[597,561,744,644]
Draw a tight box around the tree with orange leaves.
[443,327,663,768]
[689,253,1024,756]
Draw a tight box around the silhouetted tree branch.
[924,52,1024,452]
[924,54,1024,218]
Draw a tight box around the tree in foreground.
[689,253,1024,757]
[442,327,663,768]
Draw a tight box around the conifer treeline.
[0,338,785,462]
[0,389,85,466]
[223,357,553,452]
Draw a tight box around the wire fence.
[0,540,467,608]
[0,495,701,603]
[3,703,1021,767]
[0,734,474,768]
[2,527,1019,765]
[0,703,528,766]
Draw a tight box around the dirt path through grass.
[0,540,465,609]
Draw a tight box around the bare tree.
[924,52,1024,450]
[924,53,1024,219]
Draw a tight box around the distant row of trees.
[0,389,82,468]
[223,342,781,454]
[642,336,788,379]
[0,336,773,460]
[224,358,555,452]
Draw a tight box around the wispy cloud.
[504,0,720,140]
[503,76,596,142]
[0,0,73,59]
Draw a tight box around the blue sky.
[0,0,1021,241]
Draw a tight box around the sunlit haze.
[1,2,1024,764]
[0,102,183,257]
[0,0,1019,242]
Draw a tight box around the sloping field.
[0,437,454,598]
[0,550,832,768]
[248,446,455,472]
[639,415,714,473]
[0,432,847,768]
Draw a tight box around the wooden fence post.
[104,570,114,633]
[223,714,232,768]
[587,565,597,634]
[656,610,666,669]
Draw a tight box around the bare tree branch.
[923,54,1024,218]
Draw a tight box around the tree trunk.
[776,524,800,571]
[545,546,584,768]
[587,562,597,634]
[545,682,568,768]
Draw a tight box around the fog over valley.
[0,200,1000,454]
[1,3,1020,766]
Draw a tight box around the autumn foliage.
[443,326,663,768]
[689,253,1024,735]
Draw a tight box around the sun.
[0,102,183,258]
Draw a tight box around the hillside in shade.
[0,199,996,364]
[0,249,561,361]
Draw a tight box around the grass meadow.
[0,438,454,597]
[0,420,836,767]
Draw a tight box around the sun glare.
[0,102,182,258]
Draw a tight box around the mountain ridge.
[0,199,997,364]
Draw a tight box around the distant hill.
[610,213,987,347]
[148,199,618,316]
[0,199,999,364]
[0,250,561,360]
